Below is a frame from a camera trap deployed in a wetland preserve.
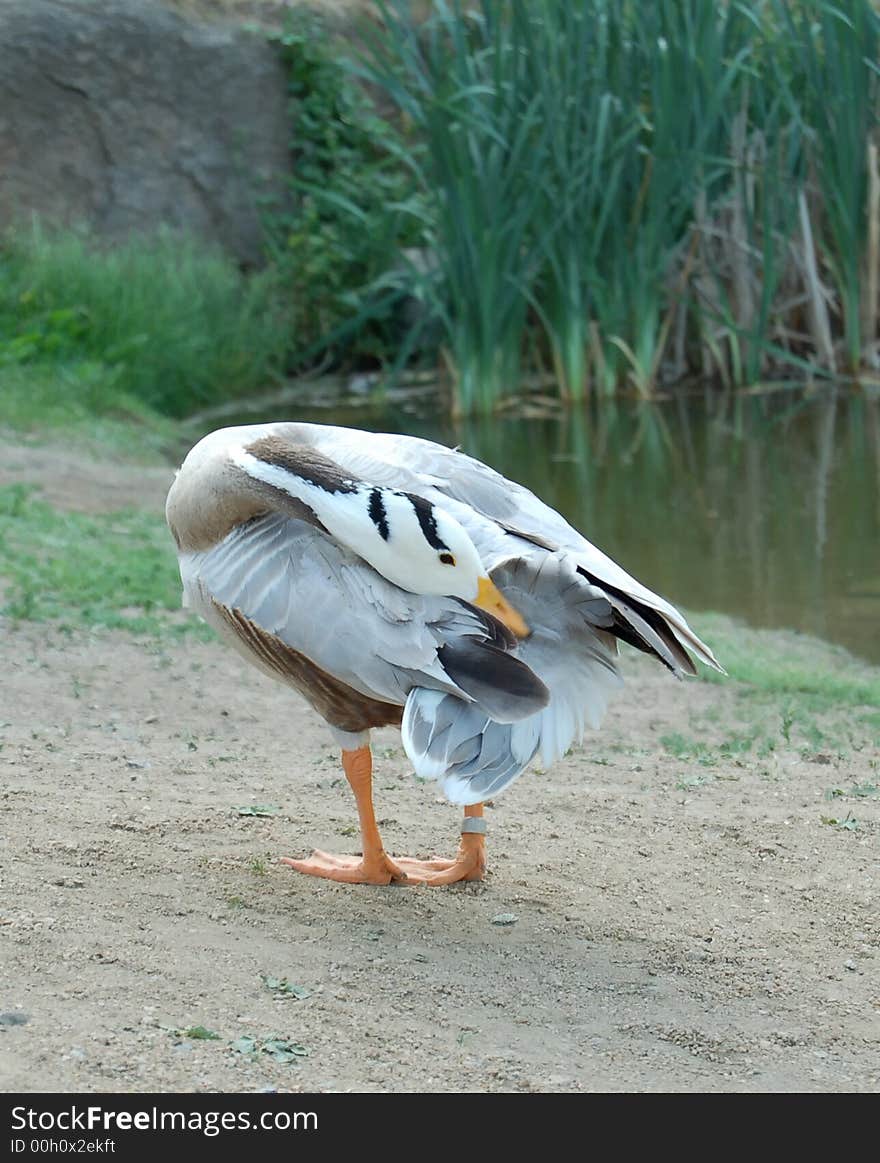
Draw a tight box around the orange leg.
[281,747,486,886]
[396,803,486,885]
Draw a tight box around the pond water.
[203,386,880,665]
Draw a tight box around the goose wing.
[284,423,723,676]
[403,552,624,803]
[179,511,548,723]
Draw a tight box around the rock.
[0,0,292,264]
[0,1011,30,1026]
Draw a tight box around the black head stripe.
[368,488,390,541]
[406,493,450,552]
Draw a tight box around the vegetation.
[0,225,287,420]
[2,1,879,420]
[264,22,424,369]
[0,361,179,458]
[694,610,880,711]
[0,483,205,637]
[352,0,880,411]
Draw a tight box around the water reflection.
[204,388,880,664]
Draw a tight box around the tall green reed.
[362,1,550,413]
[606,1,751,396]
[352,0,880,411]
[357,1,756,406]
[520,1,636,400]
[773,0,879,374]
[693,71,805,387]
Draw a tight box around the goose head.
[349,487,530,638]
[226,435,530,637]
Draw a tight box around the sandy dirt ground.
[0,441,878,1094]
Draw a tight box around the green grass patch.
[0,363,180,461]
[825,783,878,800]
[685,610,880,757]
[691,611,880,713]
[660,732,716,763]
[0,224,288,418]
[0,483,205,637]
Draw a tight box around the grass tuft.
[691,611,880,711]
[0,484,205,637]
[0,224,288,419]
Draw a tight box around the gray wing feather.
[292,423,722,673]
[181,513,484,706]
[180,513,546,720]
[402,552,624,804]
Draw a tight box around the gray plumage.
[166,421,723,808]
[181,512,545,725]
[402,553,624,802]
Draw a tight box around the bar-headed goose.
[166,422,721,886]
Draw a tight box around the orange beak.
[474,576,530,638]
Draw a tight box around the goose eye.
[439,552,456,566]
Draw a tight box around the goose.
[165,422,722,886]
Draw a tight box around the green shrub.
[264,20,424,369]
[0,224,288,417]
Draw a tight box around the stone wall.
[0,0,293,264]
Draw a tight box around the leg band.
[460,817,487,835]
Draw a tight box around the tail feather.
[437,638,549,723]
[402,690,540,804]
[402,553,623,804]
